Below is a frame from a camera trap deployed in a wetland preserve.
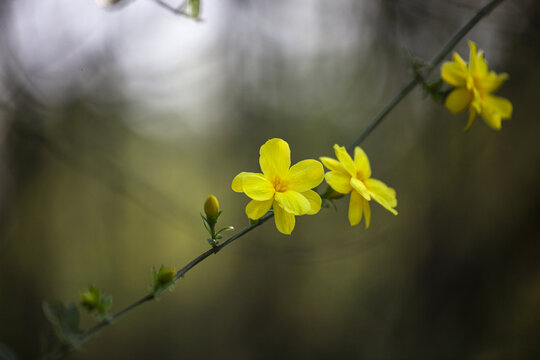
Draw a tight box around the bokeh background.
[1,0,540,359]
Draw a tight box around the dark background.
[1,0,539,359]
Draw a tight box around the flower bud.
[80,285,100,311]
[204,195,220,219]
[151,266,176,296]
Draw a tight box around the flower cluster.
[442,41,512,130]
[232,138,397,234]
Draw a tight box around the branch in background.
[152,0,202,20]
[348,0,506,150]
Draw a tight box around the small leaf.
[216,226,234,235]
[43,300,80,345]
[200,214,213,235]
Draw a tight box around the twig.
[348,0,505,150]
[44,213,274,359]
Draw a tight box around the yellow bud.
[204,195,220,219]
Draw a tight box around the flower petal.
[275,190,311,215]
[365,178,398,215]
[232,172,250,192]
[348,190,363,226]
[445,88,473,114]
[480,95,512,130]
[464,107,477,131]
[441,54,467,87]
[350,177,371,200]
[259,138,291,180]
[353,147,371,179]
[325,171,352,194]
[319,156,347,174]
[363,198,371,229]
[274,202,295,235]
[301,190,322,215]
[479,72,508,93]
[484,95,512,119]
[333,144,356,177]
[468,41,488,77]
[245,198,273,220]
[242,173,275,201]
[287,159,324,192]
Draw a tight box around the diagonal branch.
[348,0,506,150]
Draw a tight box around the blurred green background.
[1,0,540,359]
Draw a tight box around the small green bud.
[151,266,176,296]
[80,285,100,311]
[80,285,112,319]
[204,195,220,219]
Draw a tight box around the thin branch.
[348,0,505,150]
[45,213,274,360]
[43,0,506,358]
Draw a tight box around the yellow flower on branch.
[320,145,397,228]
[441,40,512,130]
[232,138,324,235]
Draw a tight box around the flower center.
[467,75,485,98]
[272,177,288,193]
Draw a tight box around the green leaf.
[42,300,80,345]
[200,213,213,235]
[216,226,234,235]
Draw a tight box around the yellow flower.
[232,138,324,235]
[441,40,512,130]
[204,195,220,219]
[320,145,397,228]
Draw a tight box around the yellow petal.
[480,95,512,130]
[445,88,473,114]
[484,95,512,119]
[348,190,363,226]
[242,173,275,201]
[363,198,371,229]
[350,177,371,200]
[479,72,508,93]
[464,107,477,131]
[287,159,324,192]
[333,144,356,177]
[468,41,488,77]
[365,178,398,215]
[275,190,311,215]
[441,54,467,87]
[246,198,273,220]
[301,190,322,215]
[259,138,291,180]
[353,147,371,179]
[274,202,295,235]
[325,171,352,194]
[232,172,250,192]
[319,156,347,174]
